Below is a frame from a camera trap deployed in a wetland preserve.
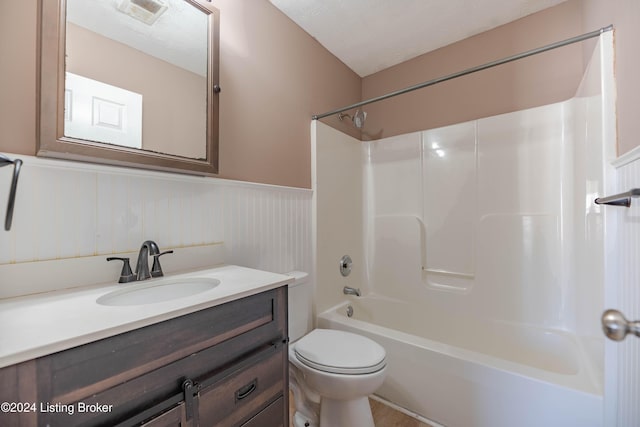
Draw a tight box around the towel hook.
[0,154,23,231]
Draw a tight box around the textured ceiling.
[67,0,208,76]
[269,0,569,77]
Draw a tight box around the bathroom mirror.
[37,0,220,175]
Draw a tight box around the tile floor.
[369,399,431,427]
[289,392,431,427]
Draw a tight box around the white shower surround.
[313,32,614,427]
[365,96,604,337]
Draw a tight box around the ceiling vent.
[117,0,168,25]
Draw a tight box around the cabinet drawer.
[140,403,186,427]
[240,396,284,427]
[197,346,285,426]
[38,288,285,404]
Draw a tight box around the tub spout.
[343,286,361,297]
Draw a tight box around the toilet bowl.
[289,329,387,427]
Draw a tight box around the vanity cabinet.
[0,287,289,427]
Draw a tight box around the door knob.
[602,309,640,341]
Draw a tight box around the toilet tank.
[286,271,313,342]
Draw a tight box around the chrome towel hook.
[0,154,23,231]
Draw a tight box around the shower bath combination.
[311,25,616,427]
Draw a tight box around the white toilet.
[286,271,387,427]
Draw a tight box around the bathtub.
[317,296,603,427]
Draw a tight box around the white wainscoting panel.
[221,180,312,276]
[0,156,312,297]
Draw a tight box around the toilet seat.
[293,329,386,375]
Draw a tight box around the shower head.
[338,109,367,129]
[353,109,367,128]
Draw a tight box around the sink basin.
[97,277,220,306]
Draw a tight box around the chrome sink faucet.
[107,240,173,283]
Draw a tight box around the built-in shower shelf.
[594,188,640,207]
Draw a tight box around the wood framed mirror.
[37,0,220,175]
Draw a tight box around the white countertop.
[0,265,292,369]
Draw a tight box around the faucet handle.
[151,250,174,278]
[107,257,136,283]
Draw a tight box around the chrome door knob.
[602,309,640,341]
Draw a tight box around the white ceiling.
[67,0,208,76]
[269,0,569,77]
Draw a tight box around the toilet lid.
[294,329,386,375]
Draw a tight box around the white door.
[64,72,143,149]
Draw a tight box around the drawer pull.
[235,378,258,401]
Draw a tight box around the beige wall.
[2,1,639,188]
[581,0,640,156]
[360,0,640,158]
[360,0,585,141]
[0,0,361,189]
[0,1,37,159]
[67,23,206,159]
[212,0,360,188]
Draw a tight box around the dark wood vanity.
[0,287,289,427]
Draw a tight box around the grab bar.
[594,188,640,208]
[0,154,23,231]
